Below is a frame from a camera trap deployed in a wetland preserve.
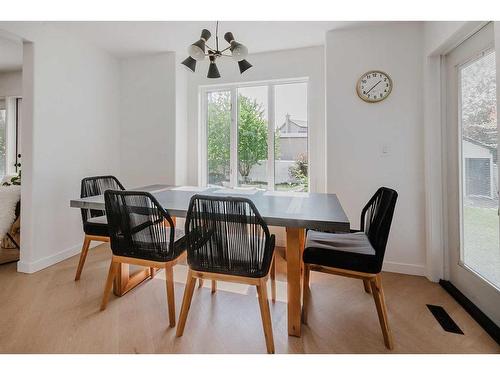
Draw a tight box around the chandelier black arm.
[215,21,219,51]
[201,53,233,58]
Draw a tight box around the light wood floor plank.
[0,244,498,354]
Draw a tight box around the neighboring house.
[276,114,307,160]
[462,137,497,199]
[247,114,308,185]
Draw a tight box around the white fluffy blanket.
[0,185,20,241]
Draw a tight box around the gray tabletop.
[70,185,350,231]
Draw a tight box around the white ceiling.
[0,36,22,72]
[53,21,359,58]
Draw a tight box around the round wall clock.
[356,71,393,103]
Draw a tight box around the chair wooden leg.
[302,263,310,324]
[150,267,156,279]
[176,271,197,337]
[100,261,119,311]
[370,274,393,350]
[256,279,275,354]
[363,279,372,293]
[165,265,176,327]
[211,280,217,294]
[198,279,204,288]
[270,256,276,303]
[74,236,91,281]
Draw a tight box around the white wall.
[185,46,326,193]
[0,23,121,273]
[424,22,469,55]
[175,55,188,185]
[0,70,22,96]
[326,22,426,275]
[119,53,176,187]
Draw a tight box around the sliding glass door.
[459,50,499,290]
[202,79,309,192]
[445,22,500,325]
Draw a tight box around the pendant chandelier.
[181,22,252,78]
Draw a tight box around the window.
[0,97,21,180]
[274,82,308,191]
[206,90,231,186]
[0,101,6,177]
[201,79,309,192]
[459,50,500,289]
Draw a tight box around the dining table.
[70,184,350,337]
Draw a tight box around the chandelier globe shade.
[181,56,197,72]
[182,24,252,78]
[207,56,221,79]
[188,29,212,61]
[238,59,252,74]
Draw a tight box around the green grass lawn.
[237,181,307,192]
[463,206,500,288]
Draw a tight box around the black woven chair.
[176,195,277,354]
[75,175,125,281]
[302,187,398,349]
[100,190,186,327]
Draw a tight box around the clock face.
[356,71,392,103]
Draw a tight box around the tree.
[461,53,497,148]
[237,95,268,182]
[289,153,308,190]
[207,92,231,185]
[207,92,269,184]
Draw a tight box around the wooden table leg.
[283,229,305,262]
[286,227,305,337]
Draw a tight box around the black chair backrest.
[104,190,179,261]
[80,175,125,224]
[360,187,398,263]
[185,195,275,278]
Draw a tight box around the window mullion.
[267,85,275,191]
[200,89,208,186]
[230,87,238,187]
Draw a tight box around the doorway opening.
[0,35,22,265]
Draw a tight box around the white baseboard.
[15,240,426,278]
[275,239,426,277]
[382,261,426,276]
[17,243,83,274]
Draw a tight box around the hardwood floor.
[0,244,498,353]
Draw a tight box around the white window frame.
[0,96,21,179]
[0,101,6,178]
[198,77,309,191]
[6,97,21,176]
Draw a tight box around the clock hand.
[366,80,382,94]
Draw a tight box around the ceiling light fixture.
[181,22,252,78]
